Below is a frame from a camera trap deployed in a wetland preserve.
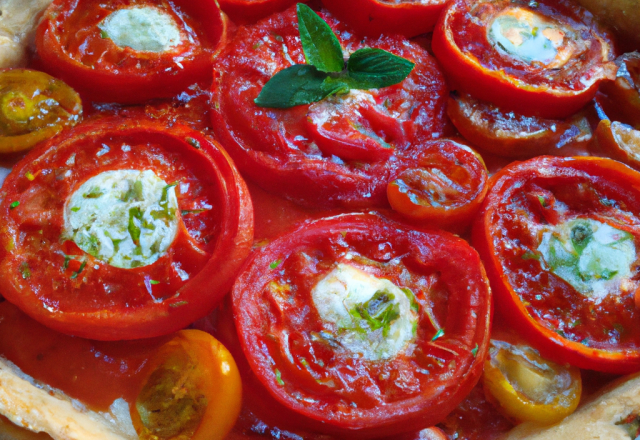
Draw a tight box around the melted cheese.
[537,218,636,300]
[64,170,179,269]
[99,7,182,53]
[0,357,136,440]
[311,263,417,361]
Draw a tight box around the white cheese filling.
[488,7,572,68]
[99,7,182,53]
[537,218,636,300]
[64,170,179,269]
[311,263,418,361]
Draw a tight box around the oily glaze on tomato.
[599,52,640,128]
[210,6,449,208]
[447,92,592,158]
[473,156,640,373]
[218,0,303,24]
[387,139,489,233]
[0,117,253,341]
[0,69,82,155]
[320,0,447,38]
[432,0,616,119]
[36,0,227,103]
[230,213,491,438]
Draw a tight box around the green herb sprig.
[254,4,415,109]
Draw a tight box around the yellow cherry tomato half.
[0,69,82,154]
[130,329,242,440]
[483,339,581,425]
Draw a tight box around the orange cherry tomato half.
[131,329,242,440]
[387,140,488,232]
[483,339,581,424]
[594,119,640,170]
[320,0,446,38]
[432,0,616,118]
[36,0,228,103]
[599,52,640,128]
[0,69,82,154]
[447,91,592,158]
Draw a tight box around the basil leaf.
[347,48,415,89]
[296,3,344,73]
[255,65,344,108]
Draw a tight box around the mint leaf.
[347,48,415,89]
[255,65,344,108]
[296,4,344,73]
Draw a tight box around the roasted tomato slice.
[218,0,302,24]
[599,52,640,128]
[228,213,491,438]
[0,117,253,340]
[320,0,447,38]
[594,119,640,170]
[387,139,488,232]
[131,329,241,440]
[210,6,449,208]
[0,69,82,154]
[432,0,616,118]
[36,0,227,103]
[483,338,581,424]
[473,156,640,373]
[447,91,592,158]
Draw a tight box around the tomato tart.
[0,117,253,341]
[473,156,640,374]
[228,213,491,437]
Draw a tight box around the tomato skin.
[0,69,82,154]
[229,213,492,438]
[432,0,616,119]
[36,0,228,104]
[447,92,592,158]
[0,117,253,341]
[130,329,242,440]
[320,0,446,38]
[472,156,640,374]
[210,6,449,209]
[594,119,640,170]
[387,139,488,233]
[218,0,304,24]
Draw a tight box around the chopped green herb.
[471,343,479,357]
[100,30,108,39]
[150,280,160,285]
[9,201,19,209]
[181,209,208,216]
[186,137,201,149]
[353,290,400,337]
[25,172,35,181]
[83,187,104,199]
[71,207,80,212]
[521,251,540,261]
[270,259,282,270]
[71,261,87,279]
[401,287,420,312]
[537,195,546,207]
[431,328,445,341]
[128,207,143,245]
[170,301,189,308]
[63,255,71,269]
[19,262,31,279]
[274,368,285,386]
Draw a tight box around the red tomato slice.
[320,0,446,38]
[0,117,253,341]
[387,139,489,233]
[447,91,593,158]
[432,0,616,118]
[228,213,491,438]
[210,6,449,208]
[36,0,228,103]
[473,156,640,373]
[305,99,402,162]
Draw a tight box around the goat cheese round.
[311,263,418,361]
[99,7,182,53]
[64,169,179,269]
